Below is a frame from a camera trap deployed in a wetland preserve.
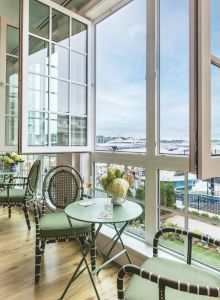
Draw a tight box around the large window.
[95,0,146,153]
[20,0,91,153]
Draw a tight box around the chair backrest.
[27,159,41,196]
[42,165,83,210]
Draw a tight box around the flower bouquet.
[1,152,23,172]
[100,167,133,205]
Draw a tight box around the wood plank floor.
[0,207,124,300]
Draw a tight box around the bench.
[117,227,220,299]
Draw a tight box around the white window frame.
[19,0,92,153]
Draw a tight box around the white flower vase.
[111,195,125,206]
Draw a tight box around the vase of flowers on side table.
[0,152,23,172]
[100,167,132,205]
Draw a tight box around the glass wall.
[95,0,146,153]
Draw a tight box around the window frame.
[19,0,92,153]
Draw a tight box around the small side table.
[60,198,143,300]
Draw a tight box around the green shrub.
[201,212,209,218]
[211,215,220,221]
[191,210,199,215]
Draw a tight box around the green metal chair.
[33,165,96,284]
[118,228,220,300]
[0,159,41,230]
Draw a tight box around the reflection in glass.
[71,117,87,146]
[7,26,19,56]
[51,79,69,113]
[71,19,87,53]
[29,0,49,39]
[52,9,69,47]
[71,51,87,84]
[6,56,18,86]
[71,84,86,115]
[28,112,48,146]
[29,74,48,111]
[211,65,220,155]
[51,44,70,79]
[159,0,189,155]
[51,114,69,146]
[29,36,49,75]
[5,117,18,146]
[211,0,220,57]
[5,86,18,116]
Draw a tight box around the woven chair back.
[43,165,83,210]
[27,159,41,195]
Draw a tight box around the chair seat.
[0,188,26,202]
[125,257,220,300]
[39,211,91,237]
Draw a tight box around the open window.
[19,0,92,153]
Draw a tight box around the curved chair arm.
[153,227,220,264]
[117,264,220,300]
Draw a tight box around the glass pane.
[7,26,19,56]
[29,0,49,39]
[5,86,18,116]
[71,84,86,115]
[189,218,220,270]
[211,65,220,155]
[160,210,185,255]
[5,117,18,146]
[29,74,48,111]
[51,114,69,146]
[52,9,69,47]
[71,117,87,146]
[94,162,146,238]
[71,19,87,53]
[96,0,146,153]
[211,0,220,57]
[51,44,70,79]
[71,51,86,84]
[29,36,49,75]
[28,112,48,146]
[6,56,18,86]
[51,79,69,113]
[159,0,189,155]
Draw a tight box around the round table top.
[65,198,143,224]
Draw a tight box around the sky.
[95,0,190,141]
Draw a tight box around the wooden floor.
[0,207,123,300]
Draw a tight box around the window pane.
[51,44,70,79]
[51,114,69,146]
[29,36,49,75]
[159,0,189,155]
[71,84,86,115]
[160,210,185,255]
[29,74,48,111]
[71,117,87,146]
[96,0,146,153]
[189,218,220,270]
[29,0,49,39]
[6,56,18,86]
[71,51,87,84]
[5,86,18,116]
[7,26,19,56]
[28,112,48,146]
[211,0,220,57]
[94,162,146,238]
[211,65,220,155]
[5,116,18,146]
[51,79,69,113]
[71,19,87,53]
[52,9,69,47]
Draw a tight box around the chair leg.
[8,205,11,218]
[35,236,42,284]
[91,223,96,271]
[23,203,31,230]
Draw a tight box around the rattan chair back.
[42,165,83,210]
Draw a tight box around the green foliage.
[160,181,175,208]
[201,212,209,218]
[191,210,200,215]
[135,185,145,200]
[161,222,184,243]
[211,215,220,221]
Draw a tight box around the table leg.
[59,223,102,300]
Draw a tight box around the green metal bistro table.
[60,198,143,300]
